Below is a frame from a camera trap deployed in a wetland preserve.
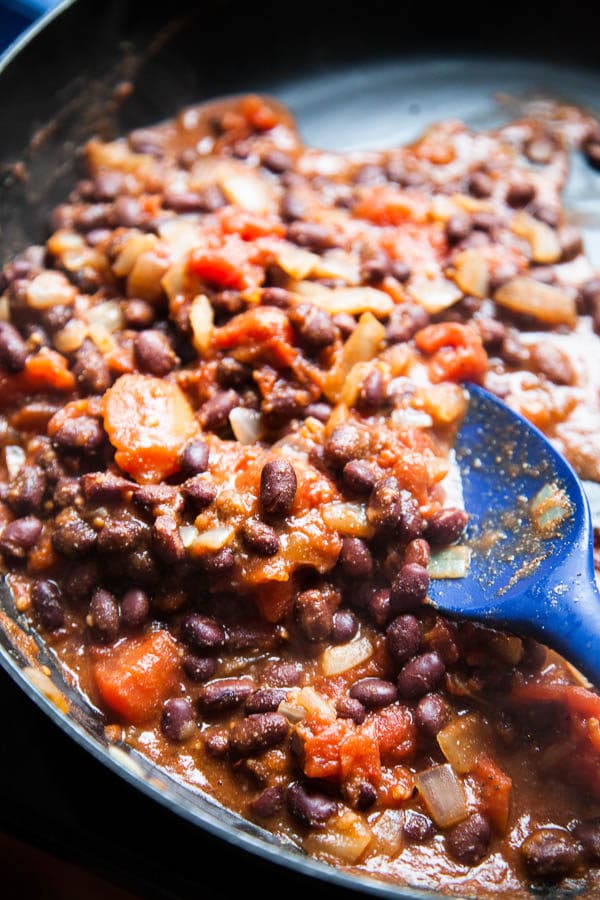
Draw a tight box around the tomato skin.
[415,322,488,384]
[372,704,417,764]
[92,630,180,725]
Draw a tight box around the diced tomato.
[414,322,488,384]
[377,766,414,807]
[0,349,75,408]
[340,722,382,784]
[253,581,294,623]
[301,720,348,780]
[92,630,180,725]
[472,754,512,834]
[219,207,285,241]
[240,95,279,131]
[353,187,430,226]
[102,374,198,483]
[372,704,417,764]
[188,234,265,290]
[212,306,296,368]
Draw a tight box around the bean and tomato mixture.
[2,94,600,897]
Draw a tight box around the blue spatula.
[427,384,600,685]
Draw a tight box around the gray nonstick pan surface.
[1,2,600,898]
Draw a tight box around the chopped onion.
[87,324,116,354]
[321,501,373,538]
[303,810,372,864]
[437,713,491,774]
[311,250,361,284]
[157,218,203,259]
[320,636,373,676]
[408,276,462,314]
[189,293,214,355]
[161,262,185,303]
[277,700,307,724]
[0,296,9,322]
[429,546,471,579]
[191,525,234,551]
[87,300,123,333]
[178,525,199,548]
[294,282,393,316]
[452,249,489,298]
[27,271,76,309]
[369,809,405,857]
[87,137,155,175]
[128,249,169,302]
[221,171,271,213]
[53,318,88,353]
[112,232,157,278]
[229,407,263,444]
[494,277,576,327]
[511,211,561,264]
[414,763,468,828]
[274,243,318,279]
[530,482,571,535]
[283,686,337,722]
[324,312,386,402]
[4,445,25,480]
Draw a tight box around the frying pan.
[1,2,600,897]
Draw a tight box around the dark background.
[1,1,599,897]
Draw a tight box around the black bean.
[53,416,105,453]
[126,548,160,586]
[305,402,332,423]
[357,369,385,412]
[506,180,536,207]
[573,818,600,863]
[331,609,358,644]
[111,195,147,228]
[386,304,430,345]
[468,171,493,198]
[583,126,600,171]
[403,811,435,843]
[389,261,411,283]
[337,536,373,579]
[152,514,186,564]
[579,278,600,315]
[86,228,112,247]
[332,313,357,338]
[183,653,217,683]
[368,588,392,627]
[204,728,230,757]
[261,149,293,173]
[397,651,445,698]
[0,322,27,372]
[93,171,124,200]
[261,287,294,309]
[122,298,155,329]
[260,459,297,517]
[446,813,491,866]
[390,563,430,613]
[97,514,147,555]
[367,477,423,539]
[386,614,421,666]
[31,580,64,630]
[295,588,334,642]
[0,516,42,559]
[134,330,178,376]
[559,225,583,262]
[342,460,377,496]
[349,677,398,709]
[500,329,530,367]
[182,614,225,652]
[286,221,335,251]
[425,508,469,546]
[335,696,366,724]
[230,712,289,757]
[343,779,377,811]
[181,475,217,511]
[242,519,280,556]
[415,693,451,737]
[81,472,133,503]
[163,188,210,212]
[281,192,306,222]
[226,621,280,652]
[262,661,302,687]
[250,785,285,818]
[202,546,235,575]
[88,589,120,642]
[63,560,98,602]
[200,390,239,432]
[520,827,582,881]
[361,253,391,283]
[72,340,111,395]
[530,203,560,229]
[161,697,196,742]
[76,203,110,231]
[287,783,337,828]
[324,424,368,469]
[245,688,288,714]
[8,466,46,515]
[529,341,574,386]
[261,389,305,429]
[52,508,97,558]
[404,538,431,569]
[216,357,252,388]
[477,317,506,351]
[197,677,256,713]
[446,215,472,245]
[290,303,337,350]
[121,588,150,628]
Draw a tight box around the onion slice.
[414,763,468,828]
[320,636,373,676]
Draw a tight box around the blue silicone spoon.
[427,383,600,685]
